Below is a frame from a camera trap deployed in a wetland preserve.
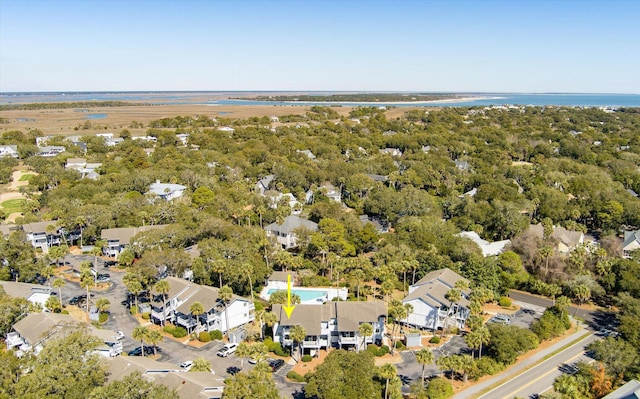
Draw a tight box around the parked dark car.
[268,359,285,372]
[104,260,117,268]
[127,346,157,356]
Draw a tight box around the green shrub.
[99,312,108,323]
[301,275,331,287]
[266,340,290,356]
[209,330,223,340]
[425,377,453,399]
[163,325,176,334]
[172,327,187,338]
[141,313,150,320]
[430,336,441,344]
[129,305,138,315]
[60,309,69,314]
[469,357,505,380]
[301,354,312,362]
[287,371,305,382]
[198,332,211,342]
[377,345,390,356]
[254,301,264,312]
[499,296,512,307]
[395,340,405,349]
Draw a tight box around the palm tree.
[572,284,591,317]
[389,301,411,355]
[219,285,233,337]
[415,348,434,385]
[358,322,373,352]
[190,301,204,332]
[235,341,251,369]
[556,296,571,319]
[154,279,171,326]
[132,326,149,357]
[258,310,277,341]
[290,325,306,363]
[95,297,110,313]
[379,363,397,399]
[41,265,54,287]
[146,329,163,357]
[74,216,86,247]
[123,273,144,313]
[442,288,461,338]
[52,278,65,301]
[350,269,366,300]
[380,280,395,303]
[91,243,103,269]
[538,246,553,276]
[437,355,458,382]
[465,327,490,359]
[458,354,475,383]
[249,342,268,364]
[79,262,94,314]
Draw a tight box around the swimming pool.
[267,289,327,302]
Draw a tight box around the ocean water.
[85,113,107,119]
[1,91,639,107]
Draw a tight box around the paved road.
[477,333,597,399]
[509,290,616,331]
[58,254,304,398]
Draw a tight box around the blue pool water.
[86,113,107,119]
[267,289,327,301]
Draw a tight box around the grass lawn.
[18,174,35,181]
[0,198,25,214]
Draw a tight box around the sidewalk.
[453,324,590,399]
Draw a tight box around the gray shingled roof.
[264,215,318,235]
[21,220,58,234]
[413,268,466,289]
[335,301,387,331]
[100,224,169,245]
[106,356,182,382]
[156,371,225,399]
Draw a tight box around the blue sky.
[1,0,639,93]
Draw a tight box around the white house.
[0,145,18,158]
[0,281,52,307]
[272,301,387,355]
[255,175,275,196]
[22,220,61,253]
[527,224,585,254]
[65,158,102,179]
[623,229,640,258]
[379,148,403,157]
[150,277,255,337]
[37,146,65,157]
[5,313,122,357]
[264,215,318,249]
[402,268,470,331]
[100,225,169,258]
[456,231,510,257]
[297,149,316,160]
[147,180,187,201]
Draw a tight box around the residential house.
[156,371,225,399]
[105,356,182,382]
[217,126,235,133]
[454,159,471,171]
[382,130,397,136]
[0,145,18,158]
[150,277,255,336]
[456,231,510,257]
[265,271,299,290]
[36,146,65,157]
[272,301,387,354]
[365,173,388,183]
[35,136,53,147]
[527,224,585,254]
[5,312,122,357]
[359,215,389,233]
[627,189,639,198]
[270,116,279,123]
[401,268,471,331]
[22,220,61,253]
[297,149,316,160]
[100,225,169,258]
[255,175,275,196]
[623,229,640,258]
[176,133,189,145]
[65,158,102,179]
[147,180,187,201]
[0,223,18,237]
[132,136,158,143]
[264,215,318,249]
[307,182,342,203]
[460,187,477,198]
[105,137,124,146]
[0,281,52,307]
[379,148,403,157]
[601,379,640,399]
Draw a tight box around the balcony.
[5,332,24,349]
[338,335,357,345]
[176,315,197,329]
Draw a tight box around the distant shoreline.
[222,96,499,105]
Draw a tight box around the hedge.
[302,354,312,362]
[287,371,305,382]
[172,327,187,338]
[198,331,211,342]
[209,330,223,340]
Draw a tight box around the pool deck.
[260,285,348,305]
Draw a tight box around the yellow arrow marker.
[283,273,296,318]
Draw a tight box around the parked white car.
[217,343,238,357]
[179,360,193,371]
[114,331,125,340]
